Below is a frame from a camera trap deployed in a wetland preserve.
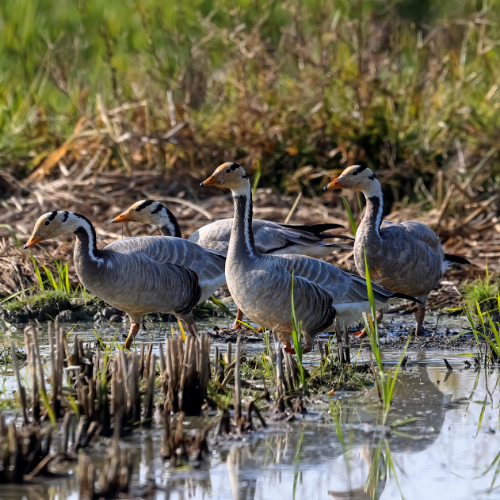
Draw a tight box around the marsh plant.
[465,296,500,362]
[462,269,499,313]
[291,270,307,391]
[362,250,411,419]
[329,402,404,500]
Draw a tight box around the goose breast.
[76,249,201,317]
[354,221,444,297]
[225,255,335,335]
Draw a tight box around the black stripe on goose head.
[73,213,100,256]
[156,203,182,238]
[151,203,164,215]
[44,211,58,225]
[351,165,367,176]
[224,162,241,173]
[135,200,155,212]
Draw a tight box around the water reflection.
[1,362,499,500]
[227,444,258,500]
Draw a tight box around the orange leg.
[232,309,244,329]
[415,307,425,336]
[283,342,296,355]
[350,328,367,338]
[349,310,383,338]
[124,321,140,349]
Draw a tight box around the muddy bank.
[1,292,232,333]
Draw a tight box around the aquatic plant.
[465,296,500,362]
[462,269,499,313]
[362,249,411,418]
[291,270,307,391]
[341,196,358,237]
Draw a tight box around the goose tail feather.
[279,222,345,234]
[444,253,470,265]
[392,291,423,304]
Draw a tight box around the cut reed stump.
[160,411,209,466]
[0,411,53,483]
[216,336,267,436]
[79,434,132,499]
[161,334,211,416]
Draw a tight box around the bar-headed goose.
[24,211,226,348]
[113,198,353,329]
[325,165,470,336]
[112,199,353,256]
[200,162,417,353]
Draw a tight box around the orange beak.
[24,235,44,249]
[324,177,345,191]
[200,174,220,188]
[112,212,132,223]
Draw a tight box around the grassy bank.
[1,0,500,212]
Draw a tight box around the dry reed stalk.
[142,354,156,428]
[11,341,28,425]
[164,335,211,416]
[79,434,132,499]
[274,333,285,403]
[234,335,242,424]
[158,339,167,397]
[144,343,153,381]
[283,349,295,392]
[335,318,343,363]
[160,411,209,466]
[343,322,350,364]
[0,412,53,483]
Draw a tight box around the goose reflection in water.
[329,443,387,500]
[217,364,454,500]
[326,362,455,499]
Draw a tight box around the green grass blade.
[0,287,34,305]
[209,297,235,318]
[67,394,80,418]
[29,254,45,291]
[42,264,58,291]
[290,269,306,390]
[341,196,358,236]
[63,263,71,295]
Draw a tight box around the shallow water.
[1,316,497,500]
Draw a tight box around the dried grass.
[0,168,495,305]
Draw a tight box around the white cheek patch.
[67,213,105,266]
[231,184,251,197]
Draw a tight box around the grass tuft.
[462,269,499,313]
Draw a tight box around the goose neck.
[359,182,384,238]
[229,183,257,258]
[157,206,182,237]
[72,215,104,266]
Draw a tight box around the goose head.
[201,162,250,195]
[112,200,166,225]
[324,165,377,192]
[24,211,87,248]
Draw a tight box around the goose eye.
[45,221,50,225]
[226,168,231,173]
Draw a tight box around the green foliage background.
[1,0,500,204]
